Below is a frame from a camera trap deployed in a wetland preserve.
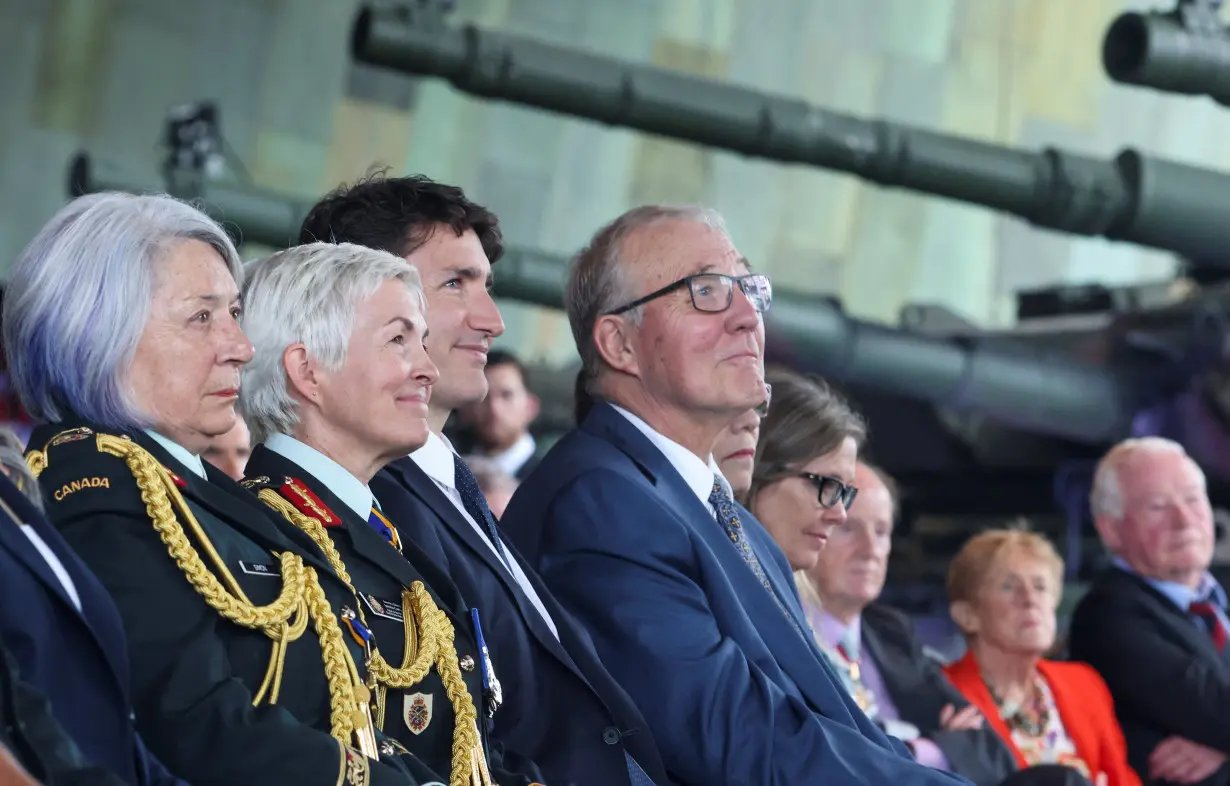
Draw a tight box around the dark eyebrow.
[386,316,429,341]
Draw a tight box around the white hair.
[565,205,729,394]
[3,192,242,431]
[239,242,426,443]
[1090,436,1200,519]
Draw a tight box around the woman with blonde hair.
[943,528,1139,786]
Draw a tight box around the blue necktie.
[708,478,807,639]
[453,454,509,566]
[625,752,656,786]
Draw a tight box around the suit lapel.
[383,457,580,668]
[0,476,130,697]
[860,614,924,721]
[583,404,849,719]
[1110,568,1225,663]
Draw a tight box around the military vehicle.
[1103,0,1230,106]
[349,5,1230,580]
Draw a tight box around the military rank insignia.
[360,592,405,623]
[404,692,432,735]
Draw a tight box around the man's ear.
[282,344,319,404]
[950,600,979,636]
[525,392,541,423]
[593,315,639,378]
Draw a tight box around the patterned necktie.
[708,478,806,638]
[367,506,401,552]
[453,454,509,566]
[1189,600,1228,651]
[624,752,656,786]
[833,630,879,718]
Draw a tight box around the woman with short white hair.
[6,193,431,786]
[239,241,541,786]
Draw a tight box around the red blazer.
[945,651,1141,786]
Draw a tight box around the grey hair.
[239,241,426,443]
[3,192,242,431]
[1090,436,1198,519]
[564,205,729,394]
[0,427,39,509]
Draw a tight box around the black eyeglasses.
[789,473,859,510]
[604,273,773,316]
[754,383,772,418]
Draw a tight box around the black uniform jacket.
[242,444,539,786]
[28,418,442,786]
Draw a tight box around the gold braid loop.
[302,566,369,744]
[25,449,47,477]
[33,434,374,753]
[93,435,304,628]
[257,489,482,786]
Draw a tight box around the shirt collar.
[264,434,373,522]
[610,404,728,506]
[144,430,207,480]
[489,432,536,477]
[818,611,863,656]
[409,430,458,491]
[1113,556,1229,610]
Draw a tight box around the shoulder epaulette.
[278,477,343,528]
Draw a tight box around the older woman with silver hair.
[5,193,433,786]
[239,241,540,786]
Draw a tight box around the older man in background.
[1069,438,1230,786]
[801,462,1016,786]
[501,205,969,786]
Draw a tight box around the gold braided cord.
[413,585,482,786]
[257,489,481,786]
[302,565,370,743]
[33,433,373,753]
[26,449,47,477]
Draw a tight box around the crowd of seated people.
[1,175,1228,786]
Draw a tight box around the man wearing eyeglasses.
[501,205,971,786]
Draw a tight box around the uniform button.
[460,655,476,672]
[602,727,621,745]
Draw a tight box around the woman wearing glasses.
[743,367,865,572]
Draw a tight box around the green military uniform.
[28,418,443,786]
[241,444,540,786]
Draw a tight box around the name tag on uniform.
[360,593,404,623]
[238,561,277,578]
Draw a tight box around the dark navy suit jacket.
[372,452,669,786]
[499,402,973,786]
[0,470,183,786]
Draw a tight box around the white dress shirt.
[145,430,208,480]
[264,434,375,520]
[409,431,559,639]
[17,520,82,612]
[610,404,732,517]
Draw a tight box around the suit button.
[602,727,621,745]
[460,655,475,672]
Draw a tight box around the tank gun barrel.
[67,151,1141,444]
[1102,0,1230,106]
[353,5,1230,264]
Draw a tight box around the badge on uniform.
[360,592,404,623]
[404,692,432,735]
[238,561,277,578]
